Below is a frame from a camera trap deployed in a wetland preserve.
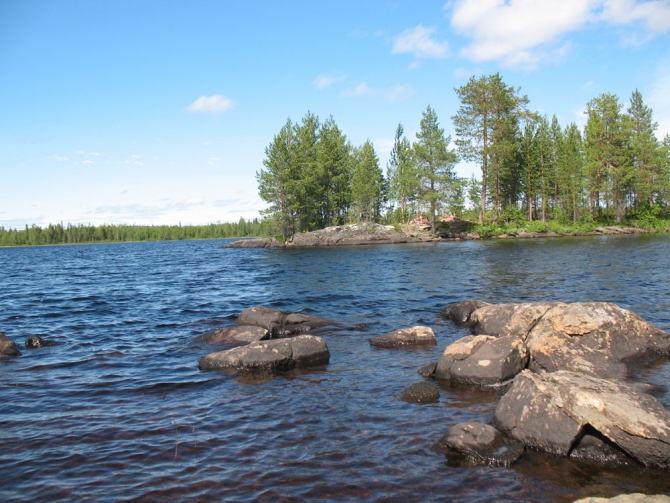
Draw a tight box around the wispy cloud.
[314,73,348,89]
[54,155,68,162]
[446,0,670,68]
[186,95,234,114]
[386,85,415,103]
[74,150,100,156]
[81,159,93,165]
[343,82,377,97]
[392,24,449,59]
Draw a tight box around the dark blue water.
[1,235,670,502]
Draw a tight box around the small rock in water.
[25,336,46,349]
[418,361,437,378]
[369,326,436,348]
[0,332,21,357]
[432,421,524,466]
[399,382,440,403]
[439,300,490,326]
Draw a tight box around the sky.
[1,0,669,228]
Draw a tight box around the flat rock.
[222,238,285,249]
[0,332,21,357]
[439,300,490,326]
[196,325,269,345]
[199,335,330,373]
[432,422,524,466]
[434,335,529,385]
[369,326,436,348]
[494,370,670,468]
[399,382,440,403]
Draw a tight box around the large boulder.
[434,335,529,385]
[439,300,490,326]
[494,370,670,468]
[470,302,558,338]
[431,422,524,466]
[287,224,420,247]
[236,307,333,337]
[369,326,436,348]
[199,335,330,373]
[526,302,670,377]
[0,332,21,358]
[222,238,285,249]
[196,326,269,345]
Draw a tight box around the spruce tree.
[351,141,384,223]
[627,90,661,208]
[387,123,417,221]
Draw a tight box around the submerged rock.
[399,382,440,403]
[199,334,330,373]
[494,370,670,468]
[434,334,529,385]
[222,238,285,249]
[369,326,436,348]
[0,332,21,358]
[432,422,524,466]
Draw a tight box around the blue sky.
[2,0,669,228]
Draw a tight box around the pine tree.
[351,140,384,223]
[317,116,352,226]
[387,123,417,221]
[256,118,297,239]
[627,90,661,208]
[292,112,321,232]
[557,122,586,223]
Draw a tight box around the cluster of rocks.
[197,307,334,374]
[425,300,670,470]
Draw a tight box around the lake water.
[1,235,670,502]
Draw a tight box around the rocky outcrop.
[448,301,670,379]
[0,332,21,358]
[494,370,670,468]
[439,300,490,326]
[223,224,423,249]
[369,326,436,348]
[235,307,333,338]
[432,422,524,466]
[199,335,330,373]
[222,238,285,249]
[434,335,529,385]
[287,224,421,247]
[399,382,440,403]
[196,326,269,345]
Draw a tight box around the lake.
[1,235,670,502]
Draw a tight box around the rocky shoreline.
[222,222,664,249]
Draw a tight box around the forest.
[0,219,268,247]
[257,73,670,238]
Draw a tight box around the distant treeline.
[0,218,269,247]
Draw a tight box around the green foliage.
[351,140,384,223]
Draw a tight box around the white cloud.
[54,155,68,162]
[648,61,670,138]
[392,24,449,59]
[599,0,670,33]
[314,73,347,89]
[186,95,234,114]
[343,82,377,97]
[385,85,415,103]
[74,150,100,156]
[446,0,670,67]
[81,159,93,165]
[135,161,145,167]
